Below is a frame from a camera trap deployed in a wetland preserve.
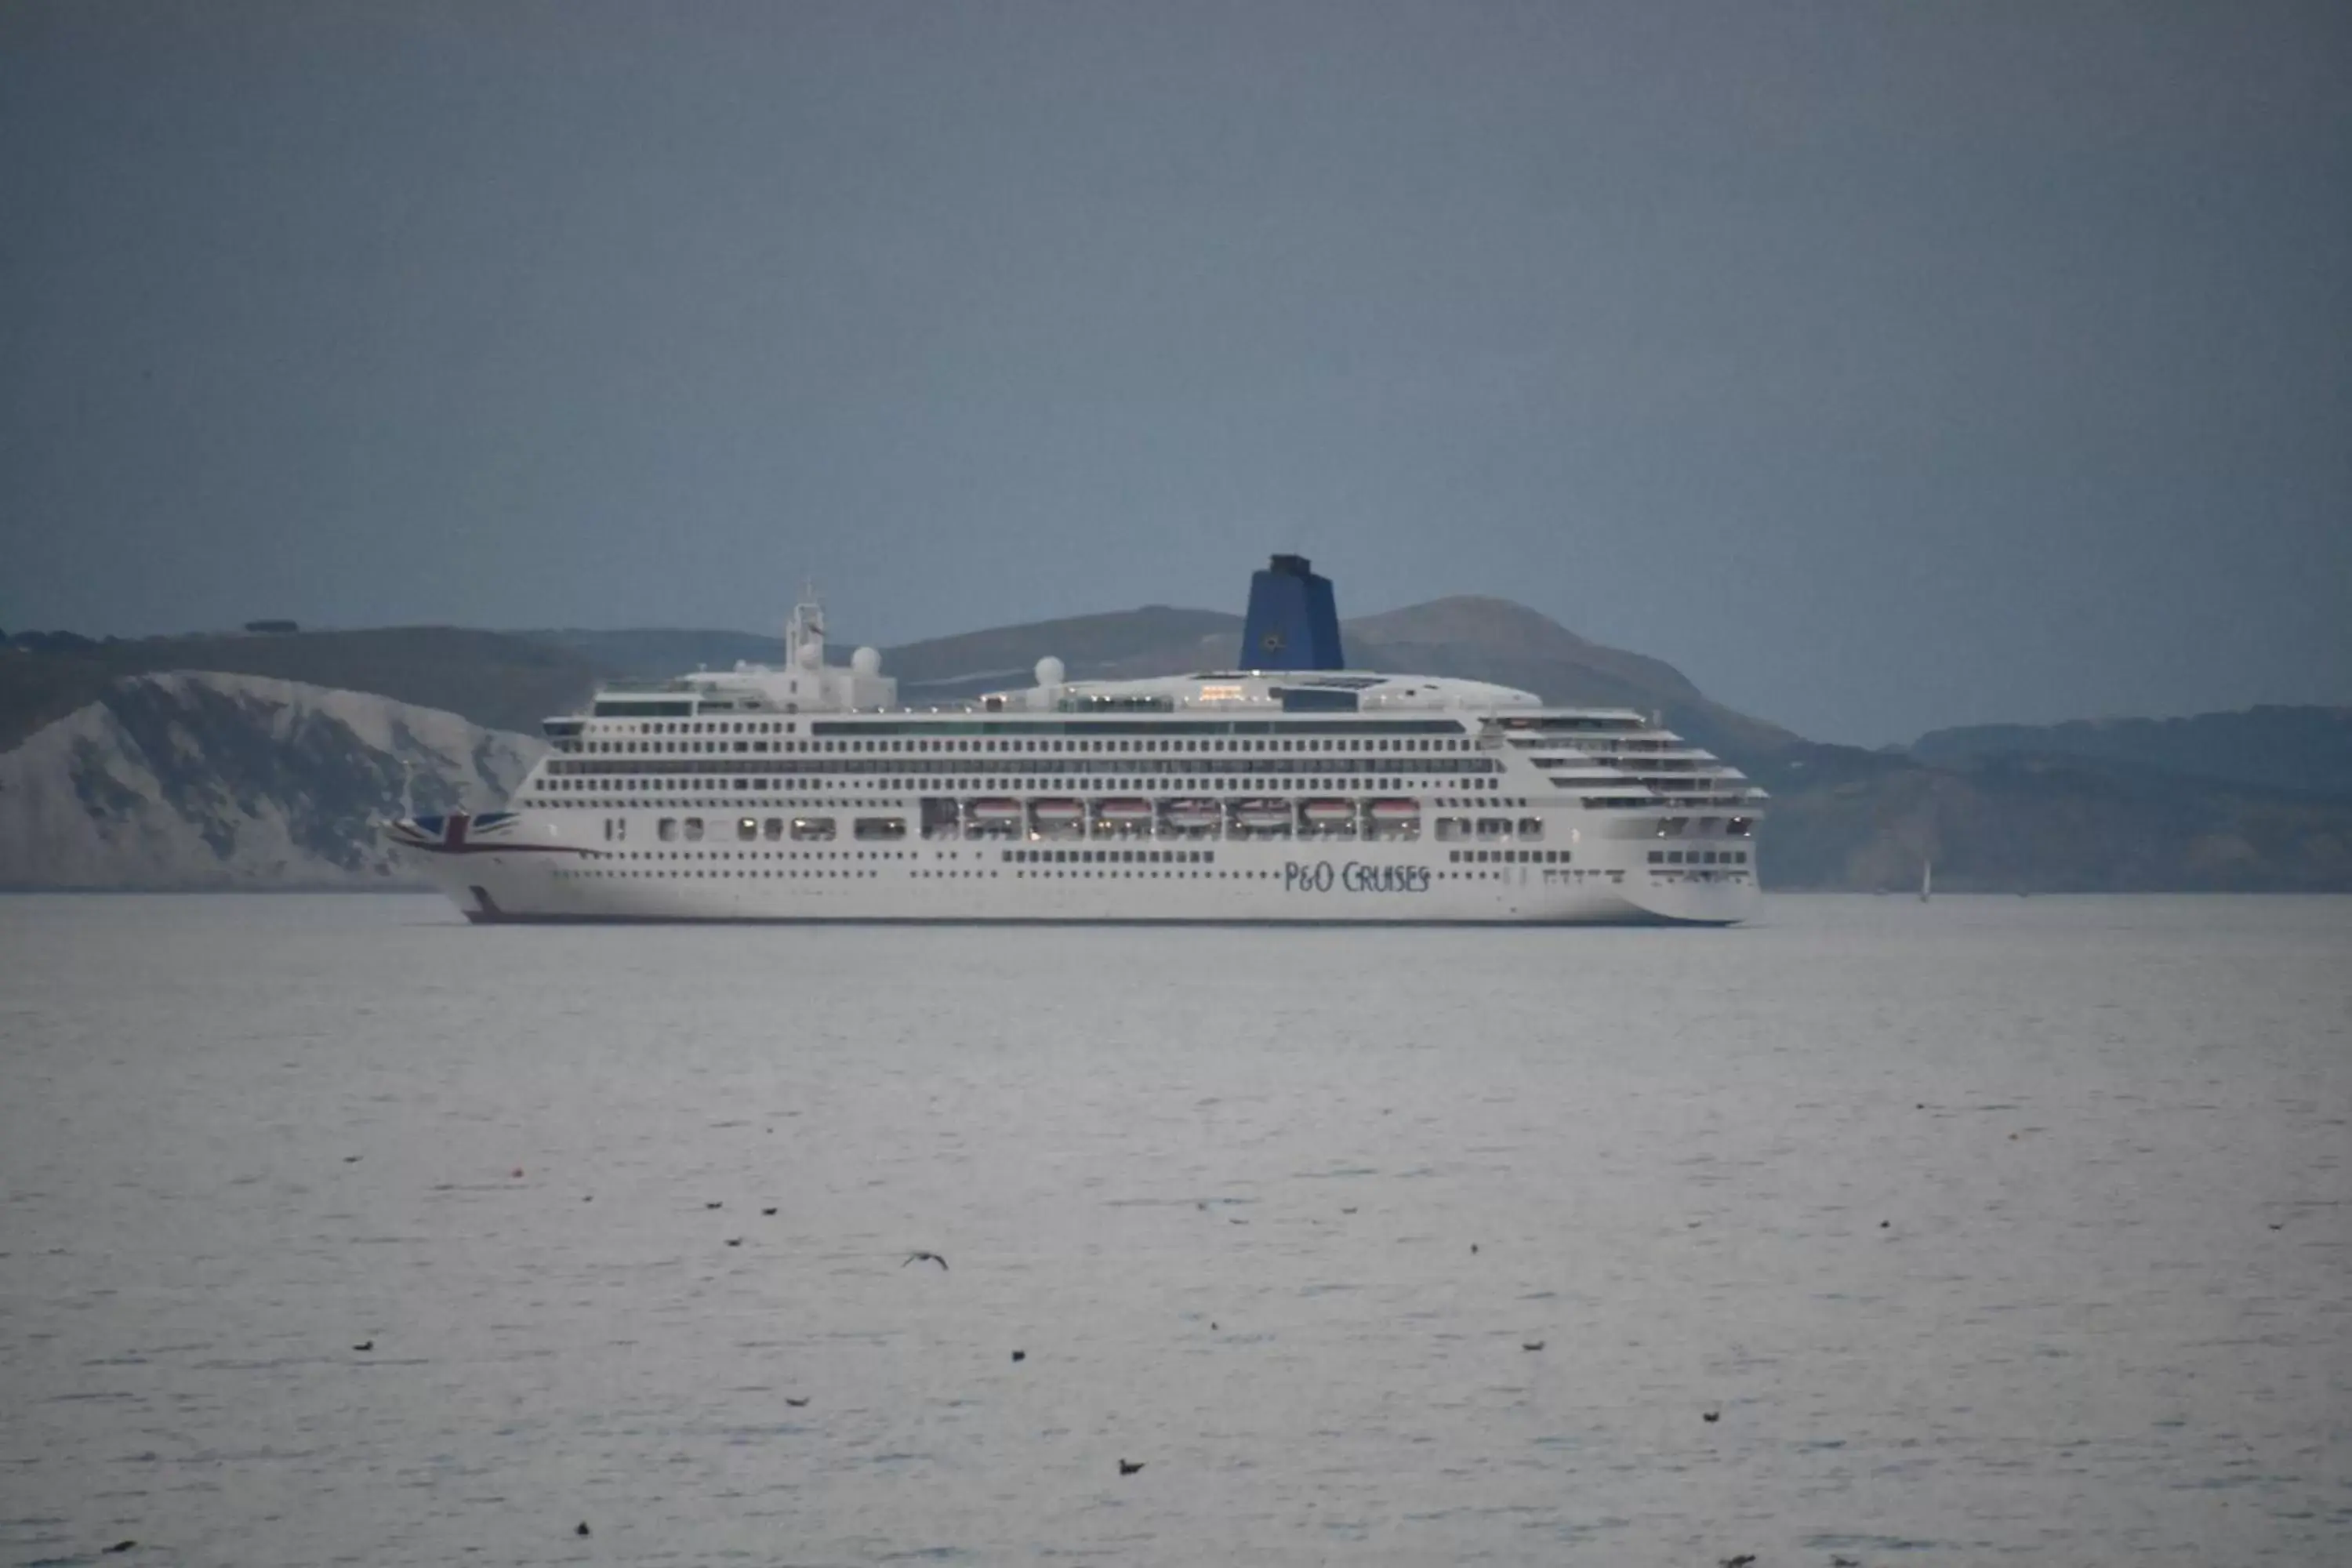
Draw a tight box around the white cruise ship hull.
[394,812,1758,927]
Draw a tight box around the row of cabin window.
[1649,849,1749,865]
[545,769,1501,790]
[633,815,908,844]
[550,757,1495,774]
[1450,848,1571,863]
[564,788,1523,822]
[617,720,795,734]
[1508,735,1677,750]
[1003,848,1214,865]
[607,815,1561,848]
[1431,816,1545,840]
[561,755,1500,774]
[564,735,1475,756]
[605,848,930,860]
[565,789,1520,818]
[561,866,1622,887]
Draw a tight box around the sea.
[2,892,2346,1567]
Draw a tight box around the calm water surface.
[2,894,2347,1566]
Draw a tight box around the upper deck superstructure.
[390,559,1764,924]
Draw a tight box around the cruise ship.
[390,557,1763,924]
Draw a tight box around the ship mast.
[786,581,826,668]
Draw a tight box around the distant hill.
[884,605,1245,692]
[1341,597,1797,765]
[1751,740,2352,891]
[0,627,606,753]
[521,627,789,680]
[1911,706,2352,800]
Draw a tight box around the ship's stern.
[1620,863,1762,926]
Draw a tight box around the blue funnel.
[1239,554,1346,671]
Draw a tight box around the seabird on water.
[785,1397,811,1407]
[1117,1459,1145,1475]
[575,1522,590,1537]
[1011,1350,1025,1363]
[352,1340,374,1352]
[103,1542,136,1555]
[1702,1409,1721,1423]
[1522,1341,1544,1352]
[904,1251,948,1270]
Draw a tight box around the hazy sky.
[4,2,2347,744]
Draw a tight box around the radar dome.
[851,646,881,676]
[1034,655,1065,687]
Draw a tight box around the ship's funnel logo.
[1239,554,1344,671]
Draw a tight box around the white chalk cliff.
[0,672,541,888]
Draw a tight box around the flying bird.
[904,1251,948,1270]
